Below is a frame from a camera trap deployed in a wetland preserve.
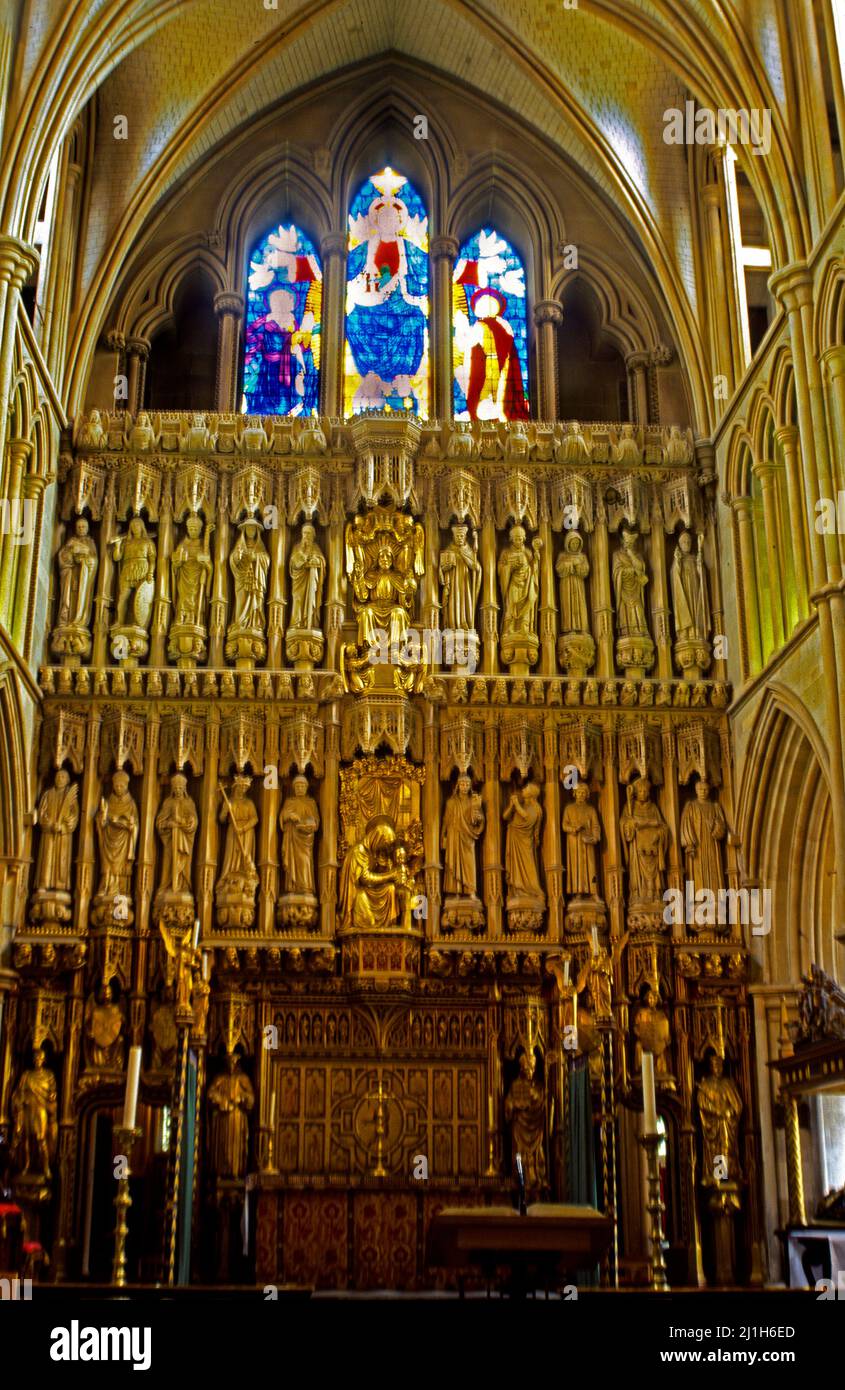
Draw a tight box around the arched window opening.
[452,229,529,420]
[724,150,774,363]
[556,280,628,421]
[344,167,429,416]
[242,223,322,416]
[146,270,217,410]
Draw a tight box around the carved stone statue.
[555,420,590,465]
[576,933,627,1022]
[562,783,602,899]
[154,773,198,918]
[169,512,214,665]
[76,408,106,450]
[92,769,138,925]
[663,424,691,466]
[31,769,79,923]
[11,1046,58,1180]
[556,531,595,675]
[83,979,125,1070]
[504,1049,546,1192]
[278,774,320,929]
[208,1052,254,1181]
[613,422,642,466]
[216,776,259,928]
[671,530,711,677]
[633,981,673,1081]
[503,782,545,929]
[111,516,156,661]
[338,815,410,932]
[125,411,156,452]
[439,524,482,633]
[621,776,669,908]
[697,1052,743,1187]
[349,528,419,651]
[286,523,326,667]
[613,527,654,674]
[52,517,98,659]
[680,779,727,913]
[498,525,542,670]
[441,775,485,931]
[797,963,845,1043]
[226,517,270,665]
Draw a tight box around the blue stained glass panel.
[242,224,322,416]
[452,229,530,420]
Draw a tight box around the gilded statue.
[93,769,138,925]
[208,1052,254,1181]
[576,932,628,1022]
[680,779,728,907]
[279,775,320,895]
[504,1049,546,1192]
[441,775,485,899]
[338,815,413,932]
[621,776,669,906]
[154,773,198,914]
[226,517,270,663]
[31,769,78,924]
[77,407,106,450]
[697,1052,743,1187]
[111,516,156,642]
[83,979,125,1070]
[288,523,325,632]
[169,512,213,663]
[52,516,98,658]
[503,783,545,928]
[125,411,156,452]
[11,1046,58,1180]
[159,919,199,1017]
[216,777,259,927]
[556,532,589,632]
[438,524,482,632]
[671,530,711,676]
[633,981,673,1081]
[613,422,642,466]
[613,527,654,672]
[349,536,418,650]
[562,783,602,899]
[498,525,542,668]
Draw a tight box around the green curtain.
[176,1049,198,1285]
[569,1056,599,1285]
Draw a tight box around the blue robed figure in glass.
[242,224,322,416]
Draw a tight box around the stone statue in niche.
[498,524,542,672]
[632,979,674,1085]
[92,769,138,926]
[562,783,602,899]
[31,769,79,924]
[11,1046,58,1181]
[226,516,270,665]
[697,1051,743,1193]
[612,527,655,675]
[278,774,320,930]
[154,772,198,923]
[124,411,157,452]
[216,775,259,929]
[680,779,728,929]
[286,522,326,668]
[503,781,545,931]
[76,408,106,450]
[111,516,156,662]
[338,815,416,933]
[51,516,98,660]
[671,530,711,678]
[613,422,642,466]
[441,774,485,932]
[83,978,125,1071]
[439,523,482,634]
[575,933,628,1022]
[555,531,595,674]
[620,776,669,919]
[169,511,214,666]
[208,1051,254,1181]
[504,1048,546,1193]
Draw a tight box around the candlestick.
[111,1125,141,1288]
[123,1045,142,1130]
[639,1131,669,1290]
[269,1091,276,1128]
[641,1050,658,1135]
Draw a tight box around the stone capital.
[625,350,650,372]
[701,183,722,209]
[320,232,347,261]
[768,261,812,311]
[0,236,39,291]
[729,494,754,516]
[7,438,34,467]
[430,235,460,263]
[774,424,799,450]
[106,330,126,353]
[125,336,151,360]
[821,345,845,380]
[533,298,563,328]
[213,291,244,319]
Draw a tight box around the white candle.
[123,1045,142,1130]
[591,926,599,957]
[192,919,200,950]
[202,950,210,982]
[563,957,570,986]
[642,1051,658,1135]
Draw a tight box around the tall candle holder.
[111,1125,142,1288]
[639,1131,669,1291]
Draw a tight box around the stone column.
[92,470,117,668]
[150,473,174,668]
[0,438,32,626]
[695,441,727,681]
[543,716,563,940]
[197,716,220,938]
[700,182,736,400]
[730,497,763,675]
[479,486,499,676]
[324,482,346,671]
[820,346,845,576]
[44,146,82,388]
[534,300,563,422]
[626,352,650,426]
[592,495,614,679]
[431,236,459,422]
[213,292,245,414]
[208,475,230,668]
[421,487,440,658]
[136,713,161,936]
[259,724,280,936]
[267,477,287,668]
[0,238,39,452]
[319,234,347,418]
[784,1093,807,1226]
[751,460,786,651]
[73,711,102,933]
[600,728,624,940]
[422,708,441,936]
[125,338,151,417]
[14,470,49,658]
[648,492,672,679]
[106,331,126,411]
[319,706,340,936]
[482,721,502,938]
[538,484,557,675]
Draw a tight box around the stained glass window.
[344,167,429,416]
[242,223,322,416]
[452,229,529,420]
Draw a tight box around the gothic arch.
[220,154,334,292]
[116,242,228,343]
[329,85,448,233]
[815,256,845,354]
[552,254,657,359]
